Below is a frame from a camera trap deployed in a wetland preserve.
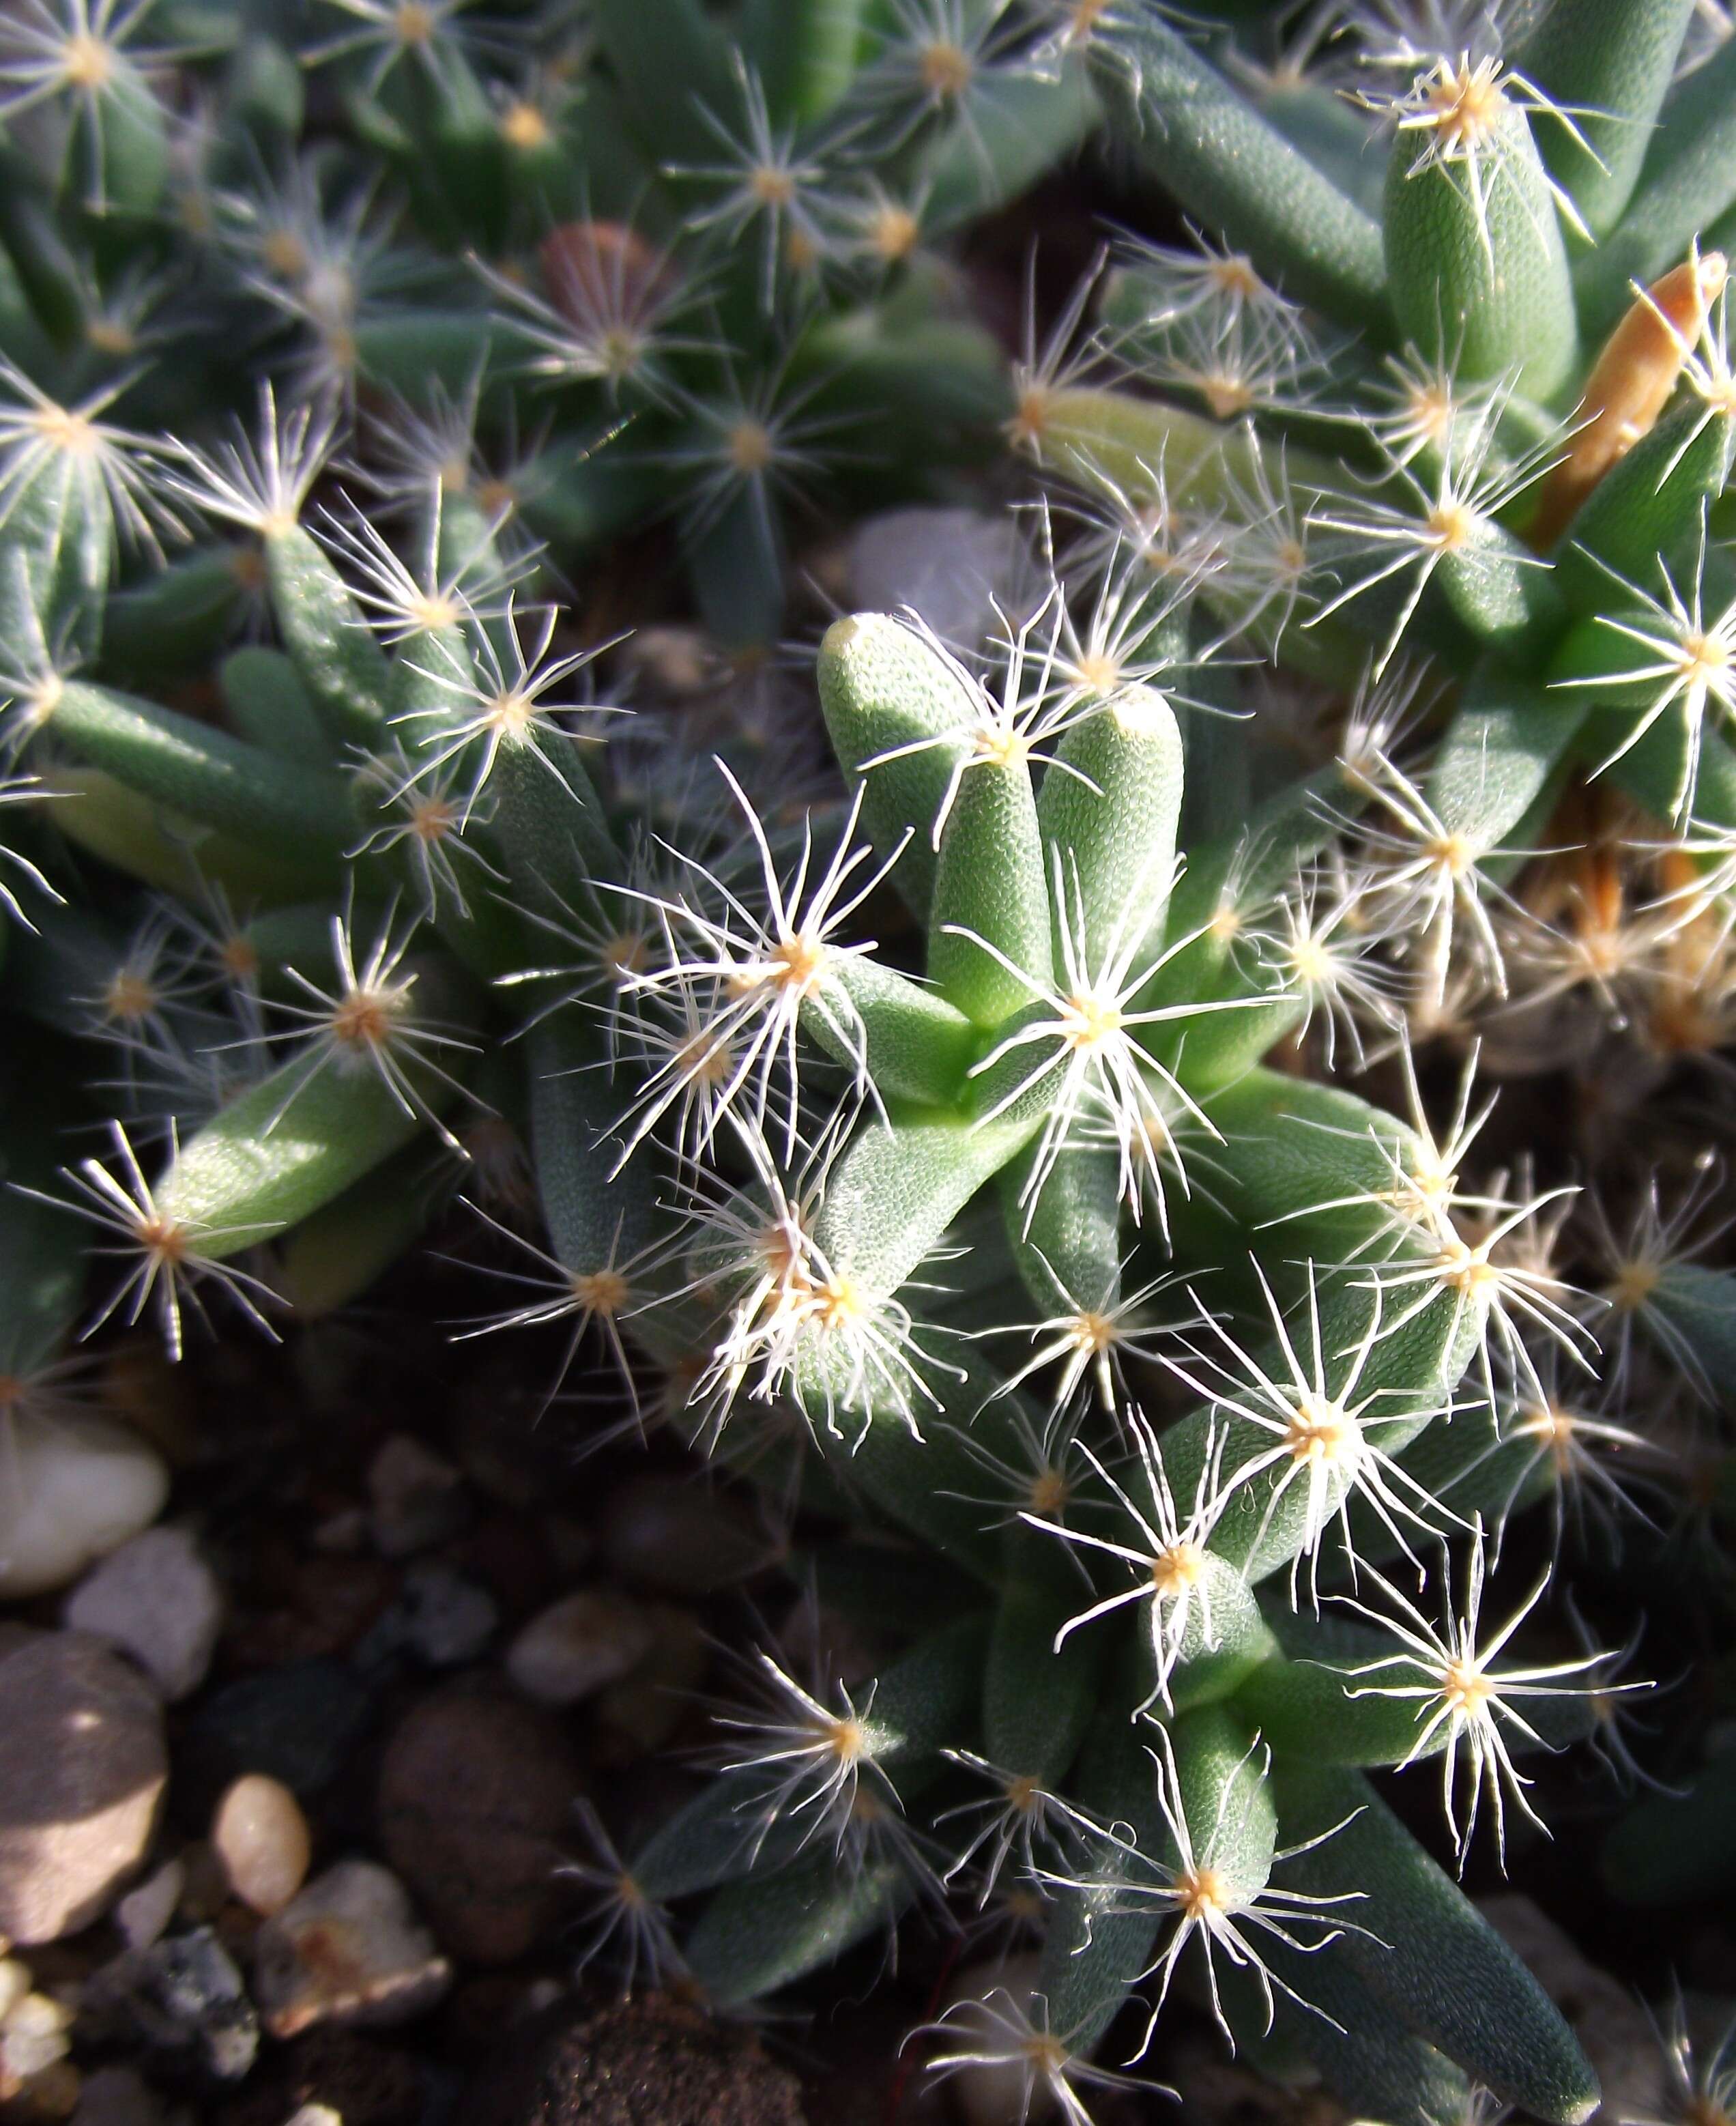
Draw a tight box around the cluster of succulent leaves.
[4,0,1736,2119]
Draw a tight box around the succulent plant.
[3,0,1736,2120]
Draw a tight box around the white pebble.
[0,1985,74,2084]
[366,1435,467,1559]
[848,508,1043,658]
[64,1527,222,1702]
[115,1858,185,1951]
[0,1959,31,2022]
[0,1414,168,1599]
[210,1776,310,1917]
[252,1861,450,2037]
[506,1590,654,1707]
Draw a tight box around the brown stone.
[467,1992,807,2126]
[444,1512,558,1624]
[376,1682,580,1966]
[0,1631,167,1945]
[226,1557,398,1668]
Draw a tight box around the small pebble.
[69,2066,163,2126]
[0,1959,29,2021]
[229,1555,397,1669]
[115,1860,184,1953]
[310,1508,369,1554]
[173,1843,230,1926]
[130,1928,258,2080]
[595,1604,708,1754]
[448,1405,546,1512]
[63,1527,223,1703]
[0,1415,169,1600]
[622,622,715,695]
[0,1631,168,1945]
[598,1476,775,1594]
[506,1591,652,1708]
[402,1563,498,1665]
[69,2065,162,2126]
[355,1564,498,1671]
[1,1983,75,2092]
[252,1861,451,2038]
[367,1437,468,1560]
[211,1777,311,1917]
[10,2056,81,2118]
[847,506,1042,655]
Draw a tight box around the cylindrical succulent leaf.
[1382,76,1580,398]
[1515,0,1696,238]
[1084,10,1388,326]
[1272,1762,1601,2124]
